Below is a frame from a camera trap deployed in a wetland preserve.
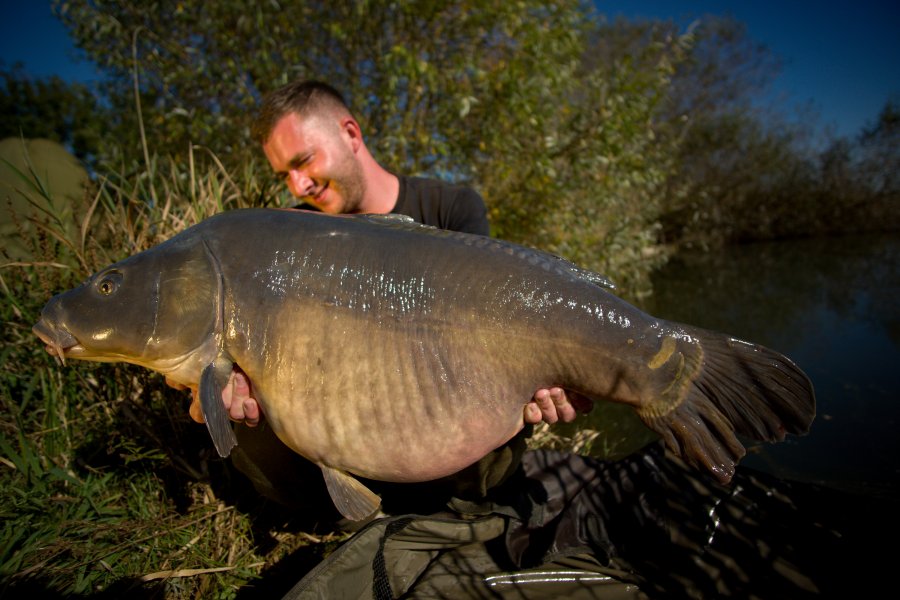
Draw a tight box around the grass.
[0,150,348,599]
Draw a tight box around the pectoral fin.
[199,357,237,458]
[321,465,381,521]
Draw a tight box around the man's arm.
[174,184,587,427]
[172,369,591,427]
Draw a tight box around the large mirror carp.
[33,209,815,520]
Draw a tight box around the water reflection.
[643,234,900,496]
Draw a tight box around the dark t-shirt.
[293,175,490,236]
[391,176,490,236]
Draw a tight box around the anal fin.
[321,465,381,521]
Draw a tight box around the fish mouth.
[32,320,80,366]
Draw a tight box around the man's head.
[254,80,367,214]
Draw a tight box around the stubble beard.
[330,147,367,214]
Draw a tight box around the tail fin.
[637,326,815,484]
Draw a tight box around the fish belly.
[234,305,544,483]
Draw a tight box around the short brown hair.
[252,80,352,144]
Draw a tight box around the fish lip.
[32,320,80,359]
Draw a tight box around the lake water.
[642,234,900,499]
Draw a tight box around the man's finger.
[533,388,560,424]
[524,402,543,424]
[550,387,577,423]
[243,399,260,427]
[165,376,188,391]
[189,391,205,424]
[225,369,262,425]
[232,370,252,402]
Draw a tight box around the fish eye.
[96,271,123,296]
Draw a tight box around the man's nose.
[288,170,315,197]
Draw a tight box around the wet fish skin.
[32,209,815,520]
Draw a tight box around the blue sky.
[601,1,900,138]
[2,1,898,139]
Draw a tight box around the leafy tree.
[0,65,106,166]
[664,16,780,125]
[650,16,900,245]
[645,16,826,246]
[810,99,900,235]
[54,0,687,295]
[857,98,900,198]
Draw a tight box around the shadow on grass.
[1,577,167,600]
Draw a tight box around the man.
[173,80,588,511]
[231,80,584,426]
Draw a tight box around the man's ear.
[340,117,364,153]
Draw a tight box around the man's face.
[262,112,366,214]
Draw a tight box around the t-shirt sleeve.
[395,175,491,235]
[445,187,490,236]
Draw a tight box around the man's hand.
[165,370,260,427]
[165,377,205,424]
[524,387,594,424]
[222,369,260,426]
